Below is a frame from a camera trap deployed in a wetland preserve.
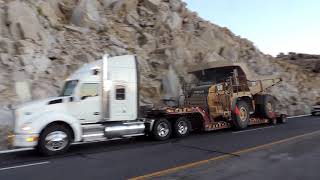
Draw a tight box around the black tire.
[152,118,172,141]
[232,100,250,130]
[174,117,191,138]
[256,95,277,119]
[37,125,72,156]
[277,114,287,124]
[312,112,318,116]
[269,118,277,125]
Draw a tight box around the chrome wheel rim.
[45,131,68,151]
[177,121,188,135]
[157,122,170,137]
[239,107,248,122]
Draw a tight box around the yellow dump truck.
[146,61,286,138]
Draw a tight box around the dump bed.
[248,76,282,95]
[188,61,282,95]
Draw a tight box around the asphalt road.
[0,115,319,180]
[156,130,320,180]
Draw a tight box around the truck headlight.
[21,122,33,132]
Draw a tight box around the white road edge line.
[288,114,311,119]
[0,115,313,154]
[232,126,275,134]
[0,148,34,154]
[0,161,50,171]
[0,138,124,154]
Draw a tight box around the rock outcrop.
[277,52,320,73]
[0,0,318,118]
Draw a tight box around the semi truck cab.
[10,55,143,155]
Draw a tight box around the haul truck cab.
[8,54,286,156]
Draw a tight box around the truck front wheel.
[232,100,250,130]
[152,118,172,141]
[37,125,72,156]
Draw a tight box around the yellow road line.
[129,129,320,180]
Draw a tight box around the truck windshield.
[60,80,78,96]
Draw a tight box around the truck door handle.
[94,112,100,115]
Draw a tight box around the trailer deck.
[147,106,278,132]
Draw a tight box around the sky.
[184,0,320,56]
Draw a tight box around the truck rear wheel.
[37,125,72,156]
[174,117,191,138]
[277,114,287,124]
[256,95,276,119]
[232,100,250,130]
[152,118,172,141]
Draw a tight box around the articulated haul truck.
[8,55,286,155]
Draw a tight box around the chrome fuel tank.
[104,122,145,138]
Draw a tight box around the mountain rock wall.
[0,0,318,116]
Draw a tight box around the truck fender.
[231,97,239,115]
[32,112,82,142]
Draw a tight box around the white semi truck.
[8,54,286,155]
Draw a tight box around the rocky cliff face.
[0,0,318,116]
[277,52,320,73]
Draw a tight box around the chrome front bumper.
[8,132,39,148]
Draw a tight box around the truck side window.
[80,83,99,98]
[116,86,125,100]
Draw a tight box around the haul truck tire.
[37,125,72,156]
[174,117,191,138]
[232,100,250,130]
[152,118,172,141]
[256,95,276,119]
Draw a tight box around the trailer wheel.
[152,118,172,141]
[232,100,250,130]
[174,117,191,138]
[277,114,287,124]
[256,95,276,119]
[269,118,277,125]
[37,125,72,156]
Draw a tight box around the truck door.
[110,83,131,120]
[69,83,101,124]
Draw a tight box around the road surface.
[0,115,319,180]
